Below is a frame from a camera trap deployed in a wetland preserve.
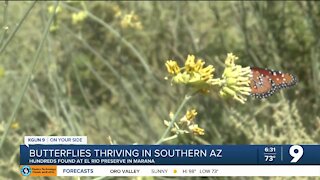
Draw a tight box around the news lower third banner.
[19,136,320,176]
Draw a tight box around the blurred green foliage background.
[0,1,319,179]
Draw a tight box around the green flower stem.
[162,135,179,143]
[0,0,9,47]
[0,1,36,54]
[156,94,192,145]
[0,1,59,151]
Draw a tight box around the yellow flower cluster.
[218,53,252,104]
[112,5,122,17]
[120,11,143,30]
[48,5,62,14]
[48,5,63,32]
[72,11,87,25]
[163,53,253,141]
[165,53,252,104]
[11,122,20,130]
[165,55,215,92]
[112,5,143,30]
[164,109,205,136]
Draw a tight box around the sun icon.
[173,169,177,174]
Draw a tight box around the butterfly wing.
[250,67,297,99]
[267,70,298,90]
[250,67,277,98]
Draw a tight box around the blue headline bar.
[20,145,320,165]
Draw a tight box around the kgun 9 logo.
[289,145,304,163]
